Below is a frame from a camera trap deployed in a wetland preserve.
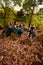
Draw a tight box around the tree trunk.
[4,8,6,28]
[29,0,36,27]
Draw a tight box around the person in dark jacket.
[6,23,14,37]
[29,26,35,38]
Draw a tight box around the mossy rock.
[10,33,18,40]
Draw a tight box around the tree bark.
[4,9,6,27]
[29,0,36,27]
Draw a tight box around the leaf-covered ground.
[0,29,43,65]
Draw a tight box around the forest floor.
[0,29,43,65]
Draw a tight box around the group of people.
[2,22,35,38]
[2,22,26,37]
[9,22,26,36]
